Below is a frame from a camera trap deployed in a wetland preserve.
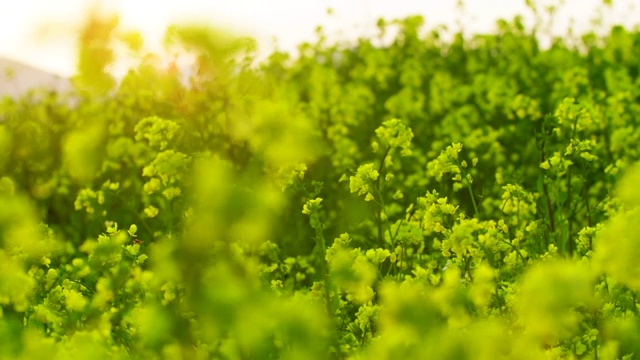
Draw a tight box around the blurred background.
[0,0,638,81]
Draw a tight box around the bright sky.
[0,0,638,77]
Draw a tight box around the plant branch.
[374,146,391,247]
[540,139,556,234]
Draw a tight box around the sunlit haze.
[1,0,638,77]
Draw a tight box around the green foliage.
[4,2,640,358]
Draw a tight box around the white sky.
[0,0,638,77]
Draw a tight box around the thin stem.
[500,193,515,214]
[313,223,340,360]
[391,201,418,248]
[463,255,474,282]
[540,140,556,234]
[583,186,593,250]
[565,167,574,255]
[578,165,593,226]
[453,158,479,216]
[112,192,154,236]
[373,185,394,246]
[391,218,405,247]
[564,117,581,255]
[515,197,520,227]
[68,279,95,295]
[499,238,526,264]
[465,176,479,216]
[395,246,404,280]
[374,146,391,247]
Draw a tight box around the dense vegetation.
[2,2,640,358]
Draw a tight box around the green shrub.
[2,2,640,359]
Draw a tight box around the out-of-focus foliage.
[3,0,640,358]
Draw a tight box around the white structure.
[0,57,71,99]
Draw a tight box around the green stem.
[391,218,405,247]
[465,176,479,216]
[499,238,526,264]
[516,197,521,228]
[397,245,405,280]
[68,279,95,295]
[311,216,339,360]
[540,140,556,234]
[463,255,474,282]
[566,168,574,255]
[112,192,154,236]
[565,118,580,255]
[374,146,391,247]
[373,185,394,246]
[453,158,479,216]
